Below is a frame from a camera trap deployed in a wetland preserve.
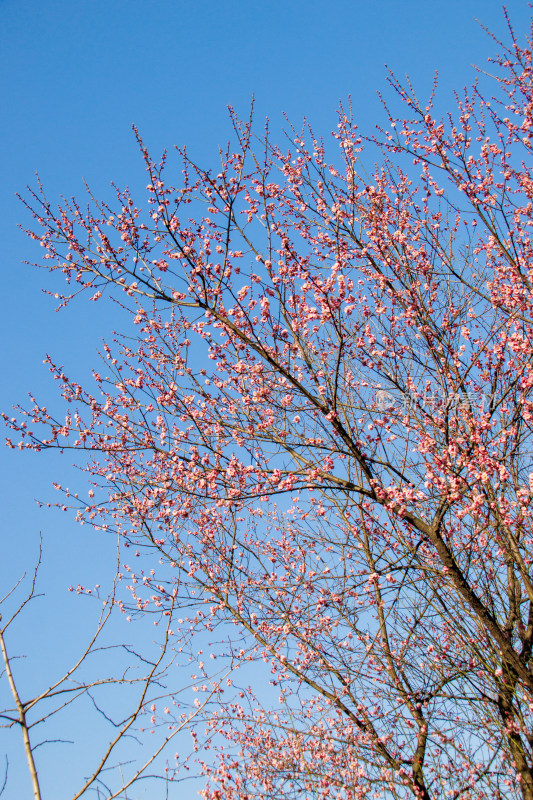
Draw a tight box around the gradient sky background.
[1,1,531,797]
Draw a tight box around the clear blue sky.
[1,1,529,797]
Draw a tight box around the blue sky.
[1,1,530,797]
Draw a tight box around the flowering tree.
[7,13,533,800]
